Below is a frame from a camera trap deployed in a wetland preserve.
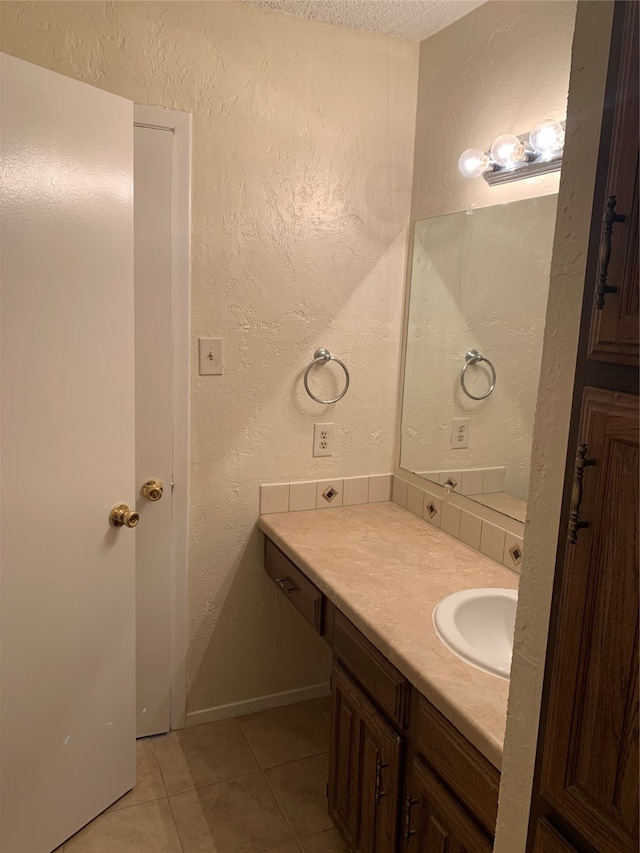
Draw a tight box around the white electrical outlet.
[313,423,334,457]
[451,418,470,449]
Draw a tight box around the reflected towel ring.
[460,349,496,401]
[304,348,350,404]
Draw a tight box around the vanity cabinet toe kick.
[264,536,500,853]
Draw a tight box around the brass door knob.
[110,503,140,528]
[141,479,164,501]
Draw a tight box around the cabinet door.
[532,820,579,853]
[588,0,639,365]
[328,663,402,853]
[540,388,639,853]
[405,755,492,853]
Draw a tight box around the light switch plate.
[198,337,223,375]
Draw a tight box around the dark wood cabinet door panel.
[264,538,324,633]
[414,695,499,836]
[588,0,639,365]
[406,756,493,853]
[540,388,639,853]
[533,820,580,853]
[328,663,402,853]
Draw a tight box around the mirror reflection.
[400,195,558,523]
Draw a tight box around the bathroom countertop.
[258,501,518,770]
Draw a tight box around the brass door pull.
[110,503,140,528]
[568,444,596,544]
[141,479,164,501]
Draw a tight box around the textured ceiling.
[245,0,486,41]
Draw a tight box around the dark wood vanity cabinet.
[263,536,502,853]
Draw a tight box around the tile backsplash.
[260,474,392,515]
[259,472,523,574]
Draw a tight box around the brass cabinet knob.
[110,503,140,528]
[141,479,164,502]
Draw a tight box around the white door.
[0,53,135,853]
[134,124,173,738]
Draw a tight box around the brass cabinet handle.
[109,503,140,528]
[595,195,626,309]
[141,479,164,501]
[568,444,596,544]
[404,793,418,844]
[276,577,298,594]
[374,756,388,805]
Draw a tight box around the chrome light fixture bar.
[459,119,566,186]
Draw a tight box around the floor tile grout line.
[166,767,267,798]
[261,767,303,852]
[258,747,330,773]
[164,788,186,853]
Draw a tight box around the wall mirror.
[399,194,558,523]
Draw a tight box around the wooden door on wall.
[527,2,639,851]
[539,388,638,853]
[588,0,639,364]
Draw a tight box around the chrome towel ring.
[303,348,350,404]
[460,349,496,401]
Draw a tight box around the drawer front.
[333,611,410,729]
[414,695,500,836]
[264,538,324,633]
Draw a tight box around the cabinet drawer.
[333,611,410,729]
[414,695,500,836]
[264,538,324,633]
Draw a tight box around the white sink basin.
[433,588,518,679]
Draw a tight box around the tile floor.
[57,697,347,853]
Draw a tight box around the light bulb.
[529,119,565,157]
[490,134,526,168]
[458,148,490,179]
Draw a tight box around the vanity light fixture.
[458,118,565,186]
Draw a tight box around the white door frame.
[134,105,190,731]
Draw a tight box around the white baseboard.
[185,682,331,728]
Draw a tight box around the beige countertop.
[258,501,518,769]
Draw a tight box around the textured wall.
[395,0,577,522]
[494,2,615,851]
[0,1,419,714]
[401,195,558,501]
[410,0,576,224]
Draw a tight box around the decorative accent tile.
[368,474,392,503]
[480,521,506,562]
[343,476,369,506]
[441,503,461,538]
[503,534,524,571]
[289,481,317,512]
[391,476,408,508]
[439,471,461,492]
[316,480,343,509]
[422,492,442,528]
[483,467,506,494]
[461,469,484,496]
[406,483,424,517]
[260,484,289,514]
[459,511,482,550]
